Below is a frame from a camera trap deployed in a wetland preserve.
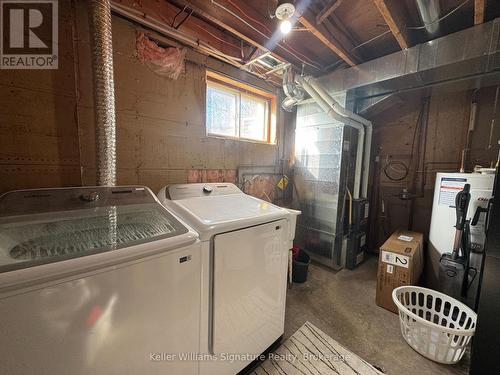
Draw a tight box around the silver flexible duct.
[415,0,441,37]
[89,0,117,186]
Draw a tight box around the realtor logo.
[0,0,58,69]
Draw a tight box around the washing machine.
[158,183,300,375]
[0,186,202,375]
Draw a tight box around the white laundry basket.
[392,286,477,364]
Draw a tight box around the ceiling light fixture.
[275,0,295,35]
[280,19,292,34]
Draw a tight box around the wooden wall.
[0,1,81,193]
[0,1,288,196]
[368,86,500,250]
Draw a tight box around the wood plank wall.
[0,1,289,197]
[0,1,81,193]
[368,87,500,250]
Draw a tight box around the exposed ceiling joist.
[170,0,272,58]
[111,0,244,59]
[316,0,345,25]
[170,0,322,73]
[298,14,357,66]
[475,0,486,25]
[372,0,409,49]
[324,14,361,53]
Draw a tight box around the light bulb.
[280,19,292,34]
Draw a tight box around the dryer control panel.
[167,183,242,200]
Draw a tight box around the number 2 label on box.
[381,251,410,269]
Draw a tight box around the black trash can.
[292,249,310,283]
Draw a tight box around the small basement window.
[206,71,276,143]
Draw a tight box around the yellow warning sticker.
[277,175,289,190]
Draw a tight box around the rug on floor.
[250,322,384,375]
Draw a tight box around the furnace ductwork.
[283,69,372,199]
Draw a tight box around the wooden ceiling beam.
[111,0,244,59]
[316,0,345,25]
[474,0,486,25]
[169,0,323,73]
[298,14,358,66]
[372,0,409,49]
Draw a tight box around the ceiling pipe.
[415,0,441,37]
[322,18,500,100]
[296,76,373,199]
[88,0,117,186]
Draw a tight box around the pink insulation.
[136,32,185,80]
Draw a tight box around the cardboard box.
[376,230,424,313]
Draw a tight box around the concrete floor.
[284,254,470,375]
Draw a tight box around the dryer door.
[211,219,288,360]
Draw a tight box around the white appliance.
[0,186,202,375]
[158,183,300,375]
[428,172,494,301]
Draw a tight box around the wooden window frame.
[206,71,277,144]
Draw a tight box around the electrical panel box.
[346,231,367,270]
[352,198,369,232]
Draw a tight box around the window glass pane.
[240,94,267,141]
[206,85,237,137]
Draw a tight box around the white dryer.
[0,186,202,375]
[158,183,300,375]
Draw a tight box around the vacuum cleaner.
[439,184,477,300]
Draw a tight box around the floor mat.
[250,322,384,375]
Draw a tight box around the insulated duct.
[415,0,441,37]
[89,0,117,186]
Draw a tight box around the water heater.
[428,172,494,305]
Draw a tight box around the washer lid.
[0,186,196,275]
[165,193,288,240]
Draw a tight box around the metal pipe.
[110,2,246,70]
[281,96,299,112]
[296,76,365,199]
[301,76,373,198]
[488,86,499,149]
[415,0,441,37]
[460,95,478,172]
[89,0,117,186]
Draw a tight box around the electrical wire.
[267,0,276,19]
[190,22,242,50]
[210,0,322,70]
[227,0,271,34]
[351,29,391,52]
[171,5,187,28]
[111,2,245,64]
[173,9,194,30]
[406,0,472,30]
[351,0,471,53]
[224,0,320,67]
[383,161,409,181]
[408,101,426,172]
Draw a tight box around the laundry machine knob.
[203,186,213,194]
[80,191,100,202]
